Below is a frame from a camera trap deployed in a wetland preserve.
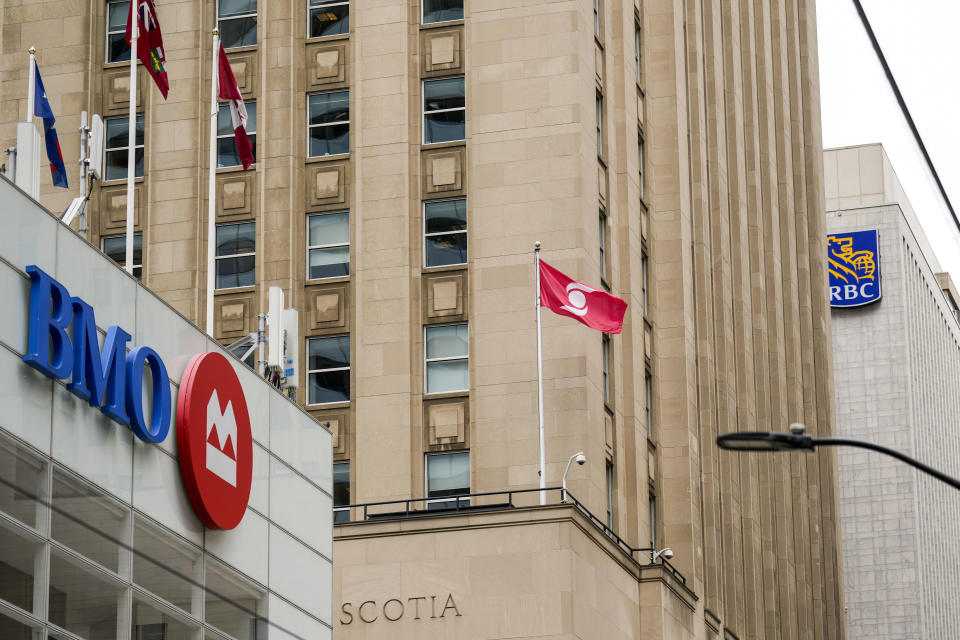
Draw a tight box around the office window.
[426,451,469,509]
[106,0,131,63]
[635,23,642,85]
[599,210,608,281]
[638,132,645,199]
[102,233,143,280]
[645,367,653,437]
[307,211,350,279]
[307,335,350,404]
[596,93,603,156]
[215,222,255,289]
[641,251,649,315]
[593,0,600,36]
[218,0,257,49]
[217,102,257,168]
[424,198,467,267]
[605,461,614,529]
[423,77,465,144]
[422,0,463,24]
[425,323,468,394]
[309,0,349,38]
[104,114,144,181]
[602,333,611,404]
[308,90,350,157]
[649,495,656,547]
[333,461,350,523]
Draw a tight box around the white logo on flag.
[206,390,238,487]
[560,282,596,317]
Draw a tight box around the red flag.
[539,260,627,334]
[218,44,254,171]
[125,0,169,99]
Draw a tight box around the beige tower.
[0,0,842,638]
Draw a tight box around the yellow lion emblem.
[827,235,875,284]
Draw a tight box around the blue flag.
[33,61,68,189]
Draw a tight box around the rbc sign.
[827,230,882,308]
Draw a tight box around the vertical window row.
[423,77,465,145]
[307,335,350,405]
[104,114,144,182]
[308,90,350,157]
[424,198,467,267]
[599,209,608,282]
[217,102,257,168]
[309,0,349,38]
[106,0,131,63]
[333,461,350,522]
[102,233,143,280]
[308,211,350,279]
[218,0,258,49]
[595,92,604,157]
[426,451,470,509]
[215,222,256,289]
[425,324,469,394]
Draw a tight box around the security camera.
[575,453,586,466]
[660,548,674,561]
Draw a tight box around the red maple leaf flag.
[217,43,254,171]
[539,260,628,334]
[125,0,170,99]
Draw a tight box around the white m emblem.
[206,390,238,487]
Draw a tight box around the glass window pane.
[308,246,350,279]
[105,118,129,150]
[216,223,255,257]
[424,199,466,234]
[308,211,349,246]
[205,560,264,640]
[309,123,349,157]
[133,518,200,614]
[308,371,349,404]
[217,138,240,168]
[425,232,467,267]
[308,335,350,370]
[425,324,468,359]
[219,16,257,48]
[333,462,350,506]
[108,33,130,63]
[0,435,45,529]
[218,0,257,18]
[216,256,255,289]
[424,77,465,111]
[423,0,463,23]
[48,551,123,640]
[427,452,469,497]
[218,103,257,135]
[426,359,468,394]
[107,1,128,30]
[424,111,465,144]
[310,2,349,37]
[51,468,128,573]
[0,609,36,640]
[0,522,41,613]
[308,91,349,125]
[132,597,199,640]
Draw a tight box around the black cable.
[850,0,960,233]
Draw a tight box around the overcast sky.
[817,0,960,283]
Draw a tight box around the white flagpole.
[125,0,138,275]
[27,47,36,123]
[535,241,546,505]
[206,30,220,337]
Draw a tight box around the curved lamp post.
[717,423,960,491]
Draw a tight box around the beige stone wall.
[0,0,843,637]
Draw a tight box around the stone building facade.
[2,0,843,638]
[826,144,960,639]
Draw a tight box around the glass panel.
[423,77,465,111]
[104,149,144,181]
[205,560,264,640]
[51,468,128,573]
[216,223,256,257]
[132,596,198,640]
[0,435,45,528]
[308,91,349,125]
[133,518,200,614]
[309,123,349,157]
[108,1,128,30]
[426,359,468,394]
[218,102,257,135]
[308,246,350,279]
[220,16,257,48]
[333,462,350,506]
[218,0,257,18]
[0,522,41,612]
[424,111,465,144]
[102,234,142,269]
[425,324,467,359]
[48,551,123,640]
[425,232,467,267]
[108,33,131,63]
[424,199,466,234]
[308,211,349,246]
[309,2,349,37]
[308,370,349,405]
[308,335,350,370]
[0,610,35,640]
[216,256,255,289]
[423,0,463,23]
[106,115,144,150]
[427,452,469,497]
[217,135,257,168]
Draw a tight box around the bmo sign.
[22,265,252,530]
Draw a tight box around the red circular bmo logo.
[177,352,253,530]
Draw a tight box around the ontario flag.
[217,43,254,171]
[125,0,169,99]
[539,260,628,334]
[32,61,68,189]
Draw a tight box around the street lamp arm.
[812,437,960,491]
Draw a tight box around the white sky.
[817,0,960,282]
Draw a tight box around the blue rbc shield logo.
[827,230,882,307]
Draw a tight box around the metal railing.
[335,486,686,585]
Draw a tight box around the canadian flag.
[217,43,254,170]
[539,260,628,334]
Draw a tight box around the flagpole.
[535,241,546,505]
[125,0,138,275]
[27,47,36,123]
[206,29,220,337]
